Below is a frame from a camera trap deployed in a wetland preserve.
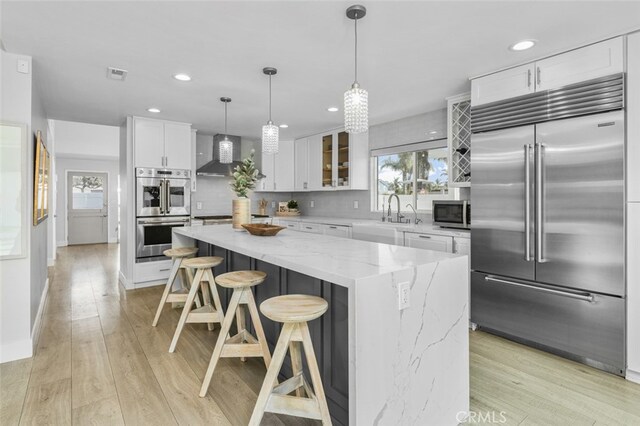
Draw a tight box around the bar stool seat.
[261,294,328,323]
[199,270,271,397]
[169,256,225,352]
[249,295,331,425]
[151,246,200,327]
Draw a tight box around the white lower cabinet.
[133,259,173,284]
[453,237,470,256]
[277,220,300,231]
[627,203,640,376]
[298,222,323,234]
[322,224,352,238]
[404,232,454,253]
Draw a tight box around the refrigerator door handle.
[484,276,594,302]
[535,141,546,263]
[524,144,532,261]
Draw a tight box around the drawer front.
[279,220,300,231]
[471,271,625,374]
[404,232,453,253]
[299,222,322,234]
[134,259,173,283]
[323,224,351,238]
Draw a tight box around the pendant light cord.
[224,101,228,135]
[354,13,358,83]
[269,74,272,122]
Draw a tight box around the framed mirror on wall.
[0,122,28,259]
[33,130,49,226]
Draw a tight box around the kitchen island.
[173,225,469,425]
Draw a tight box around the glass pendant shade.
[344,82,368,134]
[262,121,279,154]
[219,138,233,164]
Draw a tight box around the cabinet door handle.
[418,235,432,239]
[329,226,337,229]
[304,182,308,189]
[536,67,541,86]
[527,69,532,88]
[274,182,277,191]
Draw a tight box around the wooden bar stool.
[249,294,331,426]
[168,256,225,353]
[152,247,199,327]
[199,270,272,397]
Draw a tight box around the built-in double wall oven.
[135,167,191,262]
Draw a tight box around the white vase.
[232,198,251,230]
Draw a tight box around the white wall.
[55,157,119,245]
[0,50,45,362]
[52,120,120,246]
[54,119,119,158]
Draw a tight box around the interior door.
[68,172,108,245]
[535,111,624,296]
[471,125,535,280]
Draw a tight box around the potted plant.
[287,199,299,213]
[230,151,260,229]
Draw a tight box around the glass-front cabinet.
[319,131,353,189]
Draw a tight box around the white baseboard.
[108,237,118,244]
[118,270,132,290]
[57,240,68,247]
[626,369,640,384]
[31,278,50,351]
[47,258,55,267]
[0,339,33,364]
[132,280,166,290]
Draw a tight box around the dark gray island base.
[200,240,350,425]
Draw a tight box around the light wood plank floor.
[1,244,639,425]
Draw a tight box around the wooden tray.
[241,223,286,236]
[275,211,301,217]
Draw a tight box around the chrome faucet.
[406,203,422,225]
[388,194,405,223]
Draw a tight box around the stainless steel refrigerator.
[470,74,625,375]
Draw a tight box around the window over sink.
[371,139,458,212]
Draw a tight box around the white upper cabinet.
[258,140,294,192]
[535,38,623,91]
[471,37,623,106]
[163,123,192,169]
[307,134,323,191]
[628,32,640,202]
[294,138,309,191]
[133,117,192,169]
[471,64,535,106]
[134,119,164,168]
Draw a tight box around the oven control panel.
[136,167,191,178]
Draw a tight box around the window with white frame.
[371,140,457,212]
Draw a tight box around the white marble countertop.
[174,224,462,288]
[273,215,471,238]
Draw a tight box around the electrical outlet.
[353,200,359,209]
[310,200,315,208]
[271,201,276,208]
[398,282,410,310]
[196,202,202,210]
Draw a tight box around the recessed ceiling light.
[147,107,161,113]
[327,107,339,112]
[509,40,536,51]
[428,130,438,135]
[173,73,192,81]
[279,124,289,128]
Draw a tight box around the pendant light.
[262,67,279,154]
[219,97,233,164]
[344,4,368,134]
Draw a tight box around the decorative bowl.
[241,223,286,236]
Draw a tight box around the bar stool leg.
[248,323,295,426]
[185,266,203,309]
[199,279,215,331]
[199,289,243,397]
[169,268,205,353]
[289,341,305,398]
[300,323,332,424]
[245,290,273,369]
[152,256,182,327]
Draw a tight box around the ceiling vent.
[107,67,128,81]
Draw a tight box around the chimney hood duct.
[196,134,242,177]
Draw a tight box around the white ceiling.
[2,1,640,139]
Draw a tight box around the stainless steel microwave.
[432,200,470,229]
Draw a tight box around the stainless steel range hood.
[196,134,242,177]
